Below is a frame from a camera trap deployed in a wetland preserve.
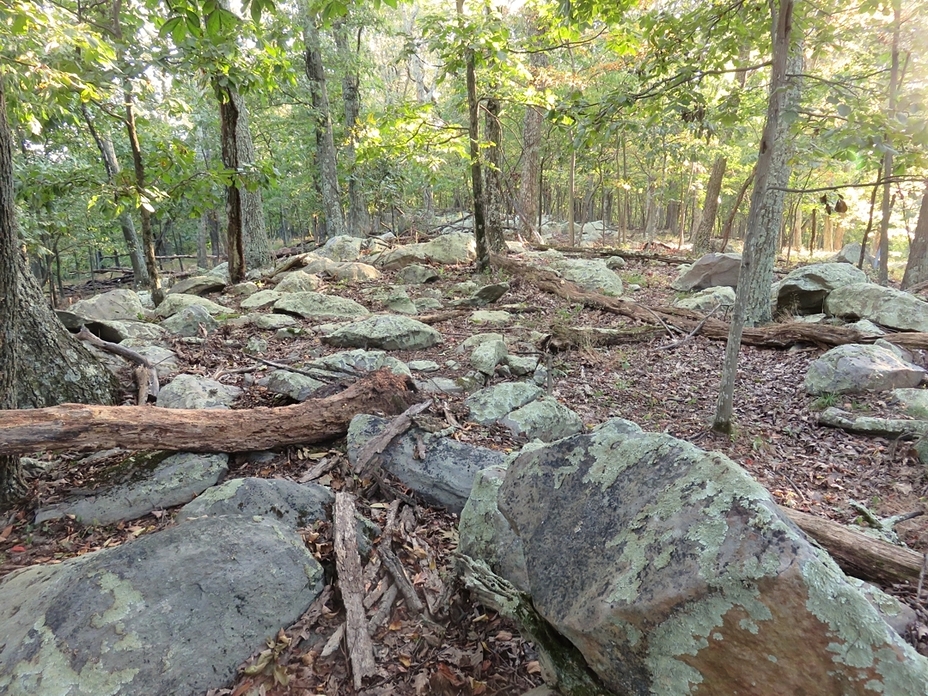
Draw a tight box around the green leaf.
[160,16,183,38]
[836,104,851,118]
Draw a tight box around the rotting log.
[818,407,928,439]
[493,254,928,350]
[541,324,665,352]
[781,507,924,586]
[0,370,419,456]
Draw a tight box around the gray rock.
[128,345,179,378]
[245,336,268,354]
[465,382,545,425]
[275,270,322,293]
[453,282,511,308]
[671,252,742,291]
[69,289,146,322]
[459,464,530,592]
[297,253,343,275]
[207,262,231,281]
[826,283,928,332]
[775,262,869,314]
[460,333,505,352]
[408,360,441,372]
[228,281,259,297]
[259,370,326,401]
[471,338,508,375]
[469,310,512,325]
[494,418,928,695]
[157,374,243,409]
[830,242,875,267]
[348,414,505,513]
[87,320,168,344]
[35,452,229,526]
[846,318,885,336]
[155,293,229,319]
[417,377,465,394]
[240,289,283,309]
[375,232,476,269]
[414,297,443,312]
[327,262,381,282]
[310,348,411,377]
[397,264,439,284]
[504,355,539,376]
[0,516,322,696]
[322,315,442,351]
[672,286,736,311]
[273,292,370,321]
[804,344,926,395]
[253,313,298,330]
[892,388,928,418]
[168,275,226,296]
[605,255,626,269]
[499,396,583,442]
[160,304,219,337]
[550,258,624,297]
[178,477,332,528]
[450,280,479,296]
[367,286,418,314]
[317,235,363,262]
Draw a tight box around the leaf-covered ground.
[3,239,928,694]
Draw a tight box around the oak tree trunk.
[901,182,928,289]
[334,21,369,236]
[691,156,726,254]
[484,96,507,254]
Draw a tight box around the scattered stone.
[452,282,510,307]
[275,270,323,293]
[168,275,226,296]
[34,452,229,526]
[414,297,443,312]
[273,292,370,321]
[826,283,928,333]
[550,258,624,297]
[775,262,869,314]
[465,382,545,425]
[804,344,926,395]
[207,262,231,281]
[504,355,539,376]
[128,345,179,378]
[397,264,440,284]
[605,256,626,270]
[317,235,363,262]
[276,327,304,340]
[0,516,323,696]
[470,338,508,375]
[367,286,418,314]
[258,370,326,401]
[177,477,333,528]
[450,280,479,296]
[327,262,381,282]
[348,415,506,514]
[155,293,229,319]
[830,242,876,267]
[408,360,441,372]
[460,333,505,352]
[672,286,736,311]
[227,281,259,297]
[241,289,283,309]
[298,254,343,275]
[244,336,268,354]
[253,313,298,330]
[469,310,511,326]
[87,320,168,344]
[160,304,219,337]
[374,232,476,269]
[417,377,465,394]
[69,288,146,322]
[499,396,583,442]
[310,348,411,378]
[670,252,742,291]
[322,315,442,351]
[157,374,243,409]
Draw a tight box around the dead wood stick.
[244,354,349,382]
[77,325,160,400]
[0,370,419,456]
[656,304,723,350]
[377,542,425,616]
[817,407,928,440]
[367,583,398,632]
[352,400,433,476]
[334,492,377,688]
[781,507,924,585]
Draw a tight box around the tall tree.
[714,0,795,434]
[484,94,506,254]
[518,16,547,243]
[876,0,901,286]
[901,182,928,289]
[691,156,726,254]
[334,19,369,236]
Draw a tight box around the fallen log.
[781,506,924,586]
[818,407,928,439]
[0,370,419,456]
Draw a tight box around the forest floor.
[3,237,928,694]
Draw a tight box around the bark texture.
[691,156,726,254]
[518,19,547,242]
[484,96,507,254]
[902,182,928,289]
[334,21,369,237]
[0,371,417,455]
[460,0,489,272]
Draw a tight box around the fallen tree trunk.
[0,371,419,456]
[494,255,928,350]
[781,506,924,586]
[818,407,928,439]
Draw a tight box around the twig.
[243,354,351,382]
[367,583,398,632]
[918,552,928,605]
[377,542,426,616]
[352,400,433,476]
[77,325,159,401]
[655,303,722,350]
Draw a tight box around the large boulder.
[464,382,545,425]
[825,283,928,332]
[491,418,928,695]
[671,252,741,291]
[157,374,243,409]
[804,344,925,395]
[273,292,370,321]
[321,315,442,351]
[498,396,583,442]
[830,242,875,267]
[69,289,146,322]
[317,235,363,262]
[549,258,624,297]
[274,270,323,293]
[0,516,323,696]
[155,293,229,319]
[86,320,168,344]
[775,263,869,314]
[168,275,226,296]
[672,286,736,312]
[159,304,219,337]
[374,232,476,269]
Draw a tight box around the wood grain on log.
[0,371,419,455]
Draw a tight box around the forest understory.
[3,240,928,695]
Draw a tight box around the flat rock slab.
[155,293,229,319]
[160,304,220,337]
[70,289,146,322]
[825,283,928,332]
[241,289,283,309]
[374,232,476,269]
[157,374,243,409]
[177,477,333,528]
[322,315,442,351]
[672,286,736,312]
[87,319,168,344]
[804,344,926,395]
[671,252,741,291]
[465,382,545,425]
[35,452,229,526]
[0,516,324,696]
[274,270,323,293]
[273,292,370,321]
[497,418,928,695]
[168,275,226,296]
[348,414,505,513]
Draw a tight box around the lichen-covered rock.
[469,310,512,325]
[775,262,869,314]
[34,452,228,526]
[157,374,243,409]
[465,382,545,425]
[70,288,146,322]
[825,283,928,332]
[471,338,508,375]
[550,258,624,297]
[88,319,168,344]
[329,262,381,282]
[452,282,511,307]
[670,252,741,291]
[240,289,283,309]
[498,396,583,441]
[317,234,363,262]
[366,286,418,314]
[804,344,925,395]
[309,348,411,377]
[155,293,229,319]
[251,313,298,330]
[497,418,928,695]
[672,286,736,312]
[177,477,332,528]
[275,270,322,293]
[273,292,369,321]
[321,315,442,351]
[168,275,226,296]
[397,264,439,284]
[0,516,323,696]
[374,232,476,269]
[258,370,325,401]
[348,414,505,513]
[892,388,928,418]
[160,304,219,337]
[830,242,875,267]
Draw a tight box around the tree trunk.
[741,43,803,326]
[334,21,369,237]
[123,82,163,305]
[691,156,726,254]
[484,95,506,254]
[878,0,901,286]
[714,0,794,433]
[901,182,928,288]
[720,168,755,251]
[303,9,347,242]
[0,371,417,456]
[0,78,23,508]
[518,20,546,243]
